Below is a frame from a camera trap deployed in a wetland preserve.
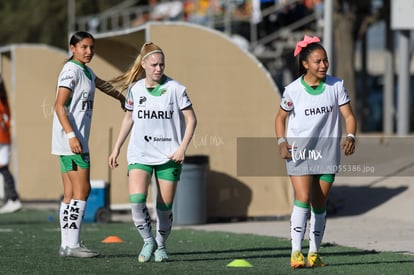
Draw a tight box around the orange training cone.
[102,235,124,243]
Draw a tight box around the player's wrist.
[66,132,76,139]
[277,137,286,145]
[346,133,355,142]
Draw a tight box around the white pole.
[397,30,410,136]
[68,0,76,38]
[323,0,333,75]
[383,9,394,135]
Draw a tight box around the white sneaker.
[66,244,99,258]
[58,246,67,257]
[0,199,22,214]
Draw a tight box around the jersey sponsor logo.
[304,105,333,116]
[281,97,293,110]
[82,100,93,111]
[283,99,292,107]
[344,89,350,100]
[139,96,147,104]
[183,91,190,103]
[81,91,93,111]
[60,75,74,82]
[137,110,174,119]
[144,135,172,142]
[160,89,167,95]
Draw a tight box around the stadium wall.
[0,22,292,219]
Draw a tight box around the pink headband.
[294,35,321,57]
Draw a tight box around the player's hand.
[108,149,120,168]
[169,148,185,164]
[119,95,127,111]
[69,137,82,154]
[342,137,355,156]
[279,142,292,159]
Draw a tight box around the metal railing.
[75,0,320,81]
[76,5,151,33]
[76,1,318,43]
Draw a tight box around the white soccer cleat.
[65,244,99,258]
[0,199,22,214]
[58,246,67,257]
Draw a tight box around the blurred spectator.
[185,0,212,26]
[0,74,21,214]
[151,0,184,21]
[304,0,324,27]
[232,0,253,41]
[132,0,184,26]
[258,0,277,38]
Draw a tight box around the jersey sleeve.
[125,85,134,111]
[280,89,294,112]
[178,88,192,110]
[58,68,76,91]
[338,80,351,106]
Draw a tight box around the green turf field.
[1,208,413,274]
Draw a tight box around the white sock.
[156,208,173,248]
[290,203,309,253]
[67,199,86,248]
[309,210,327,253]
[131,202,154,243]
[59,202,70,248]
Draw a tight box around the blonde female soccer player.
[108,42,197,263]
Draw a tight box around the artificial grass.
[0,209,413,274]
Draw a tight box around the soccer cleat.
[0,199,22,214]
[307,252,326,267]
[290,250,306,268]
[58,246,67,257]
[66,244,99,258]
[138,241,156,263]
[154,246,169,262]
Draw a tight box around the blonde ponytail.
[110,42,164,92]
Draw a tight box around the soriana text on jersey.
[137,110,174,119]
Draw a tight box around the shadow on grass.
[331,259,414,266]
[99,241,411,264]
[328,184,407,216]
[171,246,289,256]
[100,246,286,260]
[168,248,414,265]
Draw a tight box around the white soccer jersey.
[51,60,96,155]
[125,77,192,165]
[280,75,350,175]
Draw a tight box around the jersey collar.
[145,76,167,96]
[69,59,92,80]
[301,76,326,95]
